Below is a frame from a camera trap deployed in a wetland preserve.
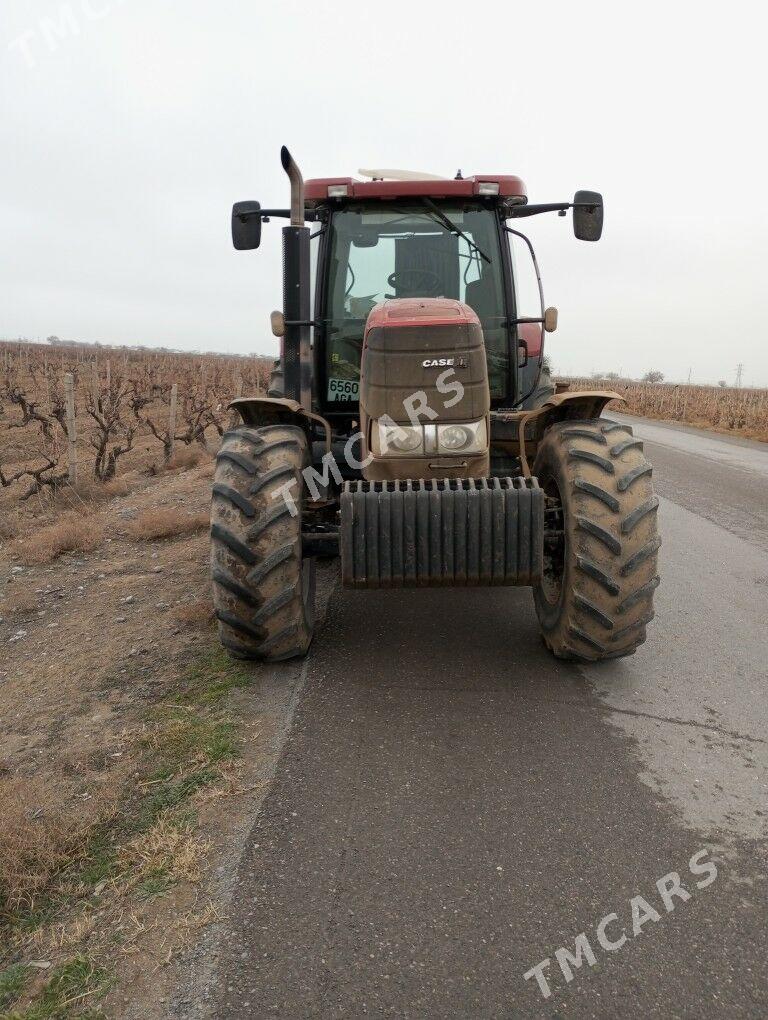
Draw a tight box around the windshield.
[323,202,509,403]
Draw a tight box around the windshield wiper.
[421,197,492,264]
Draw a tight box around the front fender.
[229,397,332,453]
[538,388,624,423]
[490,389,625,475]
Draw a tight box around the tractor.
[211,147,660,662]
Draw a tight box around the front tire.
[533,418,660,661]
[210,424,314,661]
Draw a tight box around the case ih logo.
[422,356,467,369]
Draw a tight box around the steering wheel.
[387,269,442,296]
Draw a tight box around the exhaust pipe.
[281,145,305,227]
[280,146,311,410]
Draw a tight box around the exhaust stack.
[281,146,306,227]
[280,146,311,409]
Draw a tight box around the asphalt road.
[217,415,768,1019]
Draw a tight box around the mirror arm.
[508,202,570,219]
[235,208,318,222]
[507,201,600,220]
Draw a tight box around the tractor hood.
[359,298,491,481]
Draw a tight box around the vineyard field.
[564,377,768,443]
[0,341,272,520]
[3,343,766,527]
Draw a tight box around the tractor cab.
[304,174,534,416]
[232,160,603,424]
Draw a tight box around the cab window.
[324,203,509,403]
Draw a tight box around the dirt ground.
[0,451,328,1018]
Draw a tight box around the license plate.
[327,377,359,401]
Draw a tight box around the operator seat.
[464,269,497,322]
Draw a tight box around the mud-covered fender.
[537,389,624,423]
[228,397,332,454]
[524,390,625,474]
[490,390,625,476]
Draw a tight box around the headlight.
[437,419,486,455]
[439,425,473,451]
[376,422,423,456]
[372,419,487,457]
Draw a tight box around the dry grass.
[173,599,215,629]
[167,446,211,471]
[0,588,39,617]
[174,899,221,936]
[31,911,99,953]
[21,511,105,564]
[119,817,209,891]
[126,507,209,541]
[71,475,138,503]
[0,777,114,917]
[0,514,21,541]
[195,761,249,804]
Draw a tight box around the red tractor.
[211,148,659,661]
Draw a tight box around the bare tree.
[4,384,56,442]
[175,392,218,447]
[642,370,665,384]
[86,377,137,480]
[0,449,67,500]
[0,371,68,497]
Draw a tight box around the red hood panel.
[365,299,480,334]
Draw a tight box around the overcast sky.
[2,0,767,386]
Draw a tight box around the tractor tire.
[210,424,315,661]
[268,359,284,398]
[533,418,660,661]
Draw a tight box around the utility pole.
[64,372,78,487]
[687,367,692,385]
[168,383,178,463]
[735,363,744,388]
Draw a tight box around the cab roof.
[304,175,527,206]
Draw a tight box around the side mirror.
[573,191,603,242]
[544,306,558,333]
[270,310,285,337]
[232,201,262,250]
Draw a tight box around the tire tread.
[210,424,314,662]
[533,419,660,662]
